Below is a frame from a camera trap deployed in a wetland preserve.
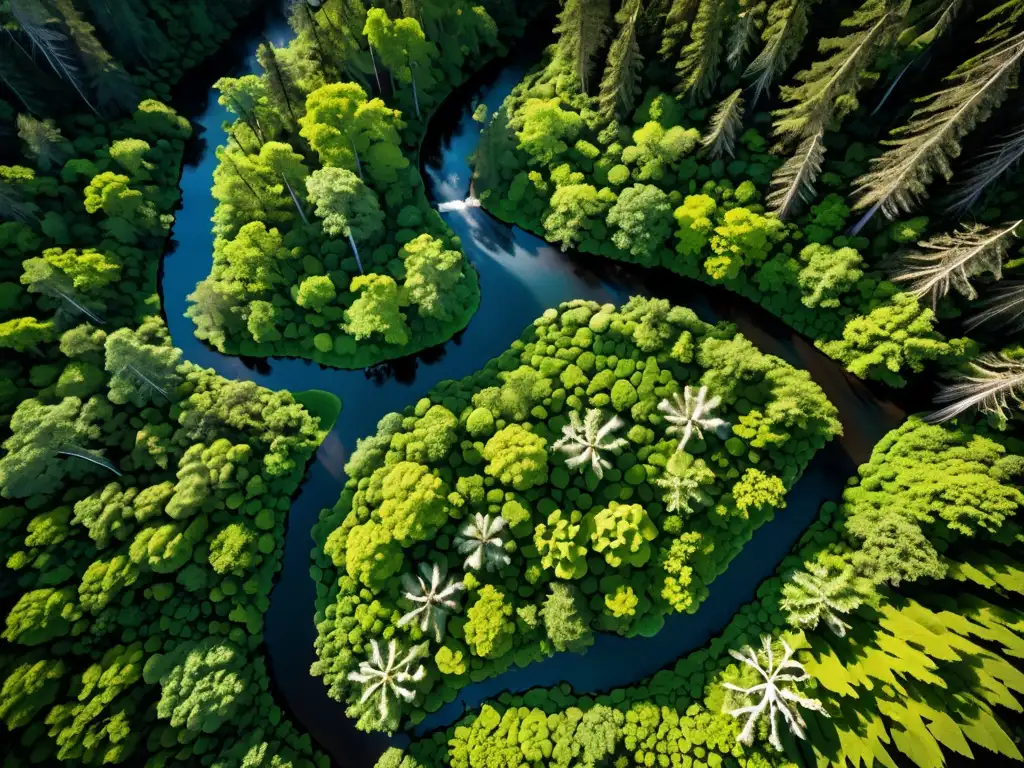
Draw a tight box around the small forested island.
[186,0,510,367]
[310,297,841,731]
[4,0,1024,768]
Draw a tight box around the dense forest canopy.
[2,0,1024,767]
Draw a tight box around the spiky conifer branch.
[907,0,969,51]
[966,281,1024,331]
[727,1,766,71]
[947,125,1024,214]
[893,220,1022,308]
[554,0,611,94]
[701,89,745,159]
[676,0,733,101]
[745,0,817,105]
[598,0,645,120]
[659,0,699,61]
[9,0,98,114]
[851,31,1024,230]
[772,0,904,143]
[766,130,824,219]
[928,353,1024,423]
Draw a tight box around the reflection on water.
[162,14,907,768]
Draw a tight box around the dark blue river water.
[162,10,905,767]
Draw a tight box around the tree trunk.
[262,39,299,128]
[347,231,365,274]
[281,174,310,224]
[369,44,383,93]
[303,3,336,80]
[55,288,104,324]
[848,200,882,237]
[224,141,263,202]
[57,446,122,476]
[410,62,420,118]
[350,138,364,180]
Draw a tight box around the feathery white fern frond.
[851,31,1024,228]
[966,281,1024,331]
[658,385,730,451]
[702,89,745,159]
[767,130,824,220]
[397,561,464,642]
[553,409,628,479]
[454,513,510,572]
[723,635,829,751]
[893,220,1021,307]
[927,353,1024,423]
[947,125,1024,214]
[348,639,427,724]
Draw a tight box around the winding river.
[162,8,907,768]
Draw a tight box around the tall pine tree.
[676,0,735,101]
[598,0,644,121]
[553,0,611,94]
[258,38,305,130]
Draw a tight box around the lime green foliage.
[780,553,867,637]
[534,509,589,579]
[843,417,1024,542]
[514,98,584,164]
[296,275,337,311]
[541,582,594,653]
[463,585,516,659]
[311,299,838,730]
[401,234,473,322]
[588,501,658,568]
[817,293,973,386]
[732,468,787,515]
[606,183,673,265]
[343,274,411,346]
[482,424,549,491]
[797,243,864,309]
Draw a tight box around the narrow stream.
[162,11,906,767]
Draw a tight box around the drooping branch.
[892,220,1021,308]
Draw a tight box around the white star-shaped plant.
[397,561,465,642]
[552,408,628,479]
[722,635,828,751]
[347,639,427,724]
[658,385,730,451]
[454,512,511,572]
